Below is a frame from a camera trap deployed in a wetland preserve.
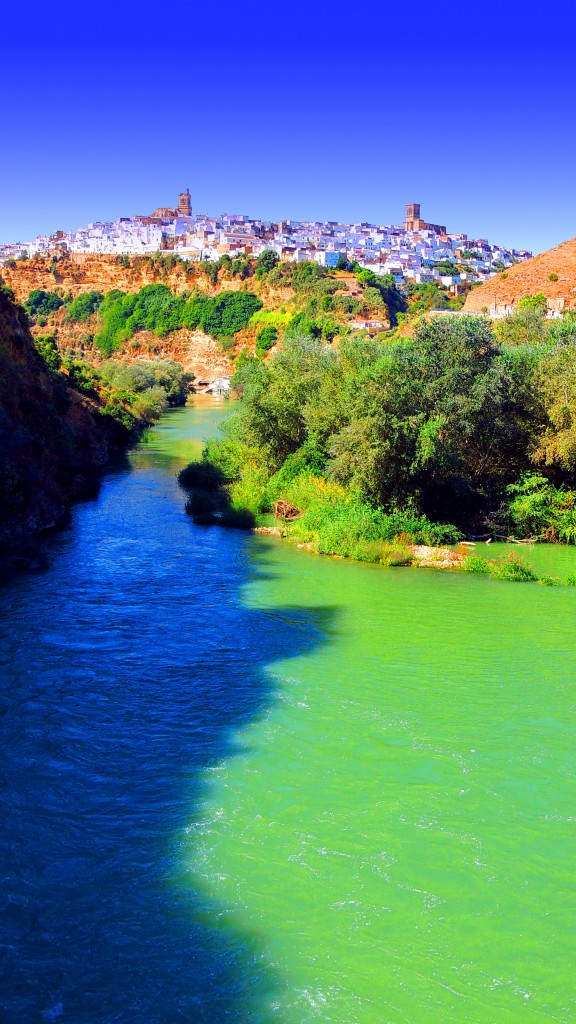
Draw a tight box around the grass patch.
[462,552,540,583]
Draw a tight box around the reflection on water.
[0,401,328,1023]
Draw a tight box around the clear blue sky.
[2,0,575,254]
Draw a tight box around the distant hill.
[463,237,576,314]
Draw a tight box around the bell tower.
[404,203,421,231]
[178,188,192,217]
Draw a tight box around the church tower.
[178,188,191,217]
[404,203,421,231]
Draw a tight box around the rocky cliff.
[463,238,576,314]
[0,289,125,556]
[1,254,200,302]
[0,255,293,378]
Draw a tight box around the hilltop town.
[0,193,531,293]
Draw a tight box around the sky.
[1,0,575,254]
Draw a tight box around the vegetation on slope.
[178,309,576,576]
[12,256,409,364]
[0,287,192,553]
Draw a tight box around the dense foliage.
[94,284,262,354]
[25,290,63,320]
[66,290,104,322]
[196,310,576,557]
[65,357,193,427]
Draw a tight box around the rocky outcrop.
[463,237,576,314]
[0,256,293,378]
[0,290,124,556]
[121,328,234,381]
[1,254,199,302]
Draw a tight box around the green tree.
[34,334,62,371]
[255,325,278,356]
[25,290,63,319]
[66,291,104,322]
[255,249,280,278]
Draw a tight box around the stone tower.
[404,203,422,231]
[178,188,191,217]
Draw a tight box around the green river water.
[179,414,574,1023]
[2,402,573,1023]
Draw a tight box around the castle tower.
[178,188,191,217]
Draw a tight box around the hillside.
[463,237,576,314]
[0,254,403,377]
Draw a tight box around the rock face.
[463,237,576,314]
[0,290,123,554]
[0,254,200,303]
[0,256,291,379]
[99,327,234,382]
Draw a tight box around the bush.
[506,474,576,542]
[463,552,537,582]
[66,291,104,322]
[379,544,414,567]
[285,476,460,556]
[34,334,61,371]
[25,290,63,319]
[178,461,227,490]
[255,249,280,278]
[200,291,262,339]
[487,555,537,582]
[130,385,167,423]
[255,325,278,355]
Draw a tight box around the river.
[1,401,574,1023]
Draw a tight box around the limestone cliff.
[0,289,125,555]
[463,238,576,314]
[0,255,293,378]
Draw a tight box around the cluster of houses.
[0,193,532,288]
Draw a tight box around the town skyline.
[0,193,531,293]
[0,187,567,257]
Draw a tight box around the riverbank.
[0,289,195,568]
[253,524,576,584]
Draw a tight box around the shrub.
[130,386,167,423]
[25,290,63,319]
[255,325,278,355]
[549,273,559,282]
[506,474,576,542]
[200,291,263,339]
[255,249,280,278]
[66,290,104,322]
[487,555,537,582]
[462,552,538,582]
[34,333,61,371]
[178,461,227,490]
[379,544,414,567]
[461,554,490,574]
[230,467,270,515]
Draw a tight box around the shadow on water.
[0,443,337,1023]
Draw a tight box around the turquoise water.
[190,544,576,1023]
[1,401,574,1022]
